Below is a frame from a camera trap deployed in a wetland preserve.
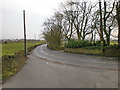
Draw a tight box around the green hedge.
[65,40,92,48]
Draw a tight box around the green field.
[1,41,45,56]
[110,41,118,45]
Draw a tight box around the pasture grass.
[110,41,118,45]
[1,41,45,56]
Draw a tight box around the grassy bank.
[2,41,46,81]
[64,48,120,57]
[2,50,27,80]
[64,40,120,57]
[65,48,102,55]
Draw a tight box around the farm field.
[110,41,118,45]
[1,41,45,56]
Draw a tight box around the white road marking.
[46,62,49,64]
[40,49,49,56]
[95,83,101,88]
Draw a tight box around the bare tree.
[116,1,120,46]
[62,1,97,40]
[61,1,76,40]
[43,0,119,48]
[99,0,105,46]
[103,1,115,45]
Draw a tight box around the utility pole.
[23,10,27,57]
[34,34,36,45]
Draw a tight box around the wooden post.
[34,34,36,45]
[23,10,27,57]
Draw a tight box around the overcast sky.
[1,0,66,39]
[1,0,101,40]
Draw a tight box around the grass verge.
[2,42,45,81]
[64,48,120,57]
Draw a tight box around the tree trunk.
[106,27,112,45]
[77,32,81,40]
[104,1,107,45]
[106,35,110,45]
[76,26,81,40]
[116,1,120,46]
[99,1,105,46]
[91,33,94,43]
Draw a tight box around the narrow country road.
[3,44,118,88]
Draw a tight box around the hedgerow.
[65,40,92,48]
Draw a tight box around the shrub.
[95,40,101,46]
[43,25,62,49]
[65,40,92,48]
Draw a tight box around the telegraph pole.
[23,10,27,57]
[34,34,36,45]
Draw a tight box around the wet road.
[34,44,118,70]
[3,44,118,88]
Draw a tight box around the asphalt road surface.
[3,44,118,88]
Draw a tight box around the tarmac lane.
[2,44,118,88]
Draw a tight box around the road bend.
[3,44,118,88]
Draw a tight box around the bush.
[65,40,92,48]
[95,40,101,46]
[43,25,62,49]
